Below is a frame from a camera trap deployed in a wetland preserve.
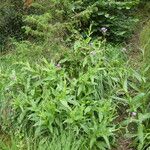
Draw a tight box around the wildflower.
[131,112,137,117]
[56,63,61,69]
[100,27,108,34]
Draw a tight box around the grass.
[0,130,86,150]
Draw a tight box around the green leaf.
[103,135,111,149]
[84,106,91,114]
[123,78,128,93]
[61,100,72,111]
[90,137,96,149]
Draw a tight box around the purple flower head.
[131,112,137,117]
[56,63,61,69]
[101,27,107,34]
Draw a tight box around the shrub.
[68,0,140,42]
[21,0,140,45]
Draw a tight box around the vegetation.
[0,0,149,150]
[0,0,23,51]
[140,20,150,73]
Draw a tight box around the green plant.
[73,0,140,42]
[20,0,141,45]
[1,35,134,149]
[0,1,150,149]
[122,64,150,150]
[140,20,150,77]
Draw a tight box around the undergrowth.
[0,35,150,149]
[0,1,150,150]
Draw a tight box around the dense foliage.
[67,0,140,42]
[0,0,149,150]
[0,0,141,51]
[0,0,23,51]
